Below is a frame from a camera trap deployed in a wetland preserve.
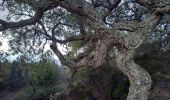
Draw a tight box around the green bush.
[0,60,11,85]
[111,81,128,100]
[25,60,60,99]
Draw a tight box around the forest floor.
[0,81,169,100]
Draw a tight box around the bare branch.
[112,21,140,32]
[154,6,170,14]
[74,42,95,62]
[52,22,61,38]
[51,21,72,38]
[102,0,121,22]
[56,35,96,44]
[50,42,74,67]
[50,0,108,35]
[50,42,94,69]
[78,17,86,36]
[0,9,44,31]
[136,0,170,14]
[35,25,96,44]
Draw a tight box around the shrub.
[25,60,60,99]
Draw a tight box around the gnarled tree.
[0,0,170,100]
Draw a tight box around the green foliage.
[25,60,60,99]
[29,62,56,86]
[0,54,64,100]
[0,61,11,83]
[153,74,170,81]
[111,81,128,100]
[73,67,91,85]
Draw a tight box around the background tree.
[0,0,170,100]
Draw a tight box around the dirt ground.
[0,81,169,100]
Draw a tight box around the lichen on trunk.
[115,49,152,100]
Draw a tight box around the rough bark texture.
[1,0,170,100]
[115,50,152,100]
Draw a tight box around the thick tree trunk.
[115,50,152,100]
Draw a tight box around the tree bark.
[115,50,152,100]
